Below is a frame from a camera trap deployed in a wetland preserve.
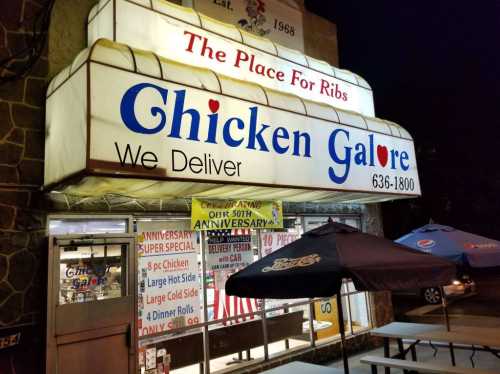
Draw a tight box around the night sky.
[306,1,500,239]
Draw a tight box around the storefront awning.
[87,0,375,117]
[44,39,421,203]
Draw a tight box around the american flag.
[208,229,252,236]
[210,228,255,324]
[213,288,259,325]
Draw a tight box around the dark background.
[305,1,500,239]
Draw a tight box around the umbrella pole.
[440,286,456,366]
[336,292,349,374]
[440,286,451,331]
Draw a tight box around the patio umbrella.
[226,221,456,374]
[396,223,500,268]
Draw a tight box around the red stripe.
[234,295,239,323]
[214,289,220,320]
[246,298,254,319]
[239,298,246,321]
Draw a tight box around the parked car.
[396,275,476,304]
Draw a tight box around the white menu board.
[137,223,201,337]
[260,231,299,256]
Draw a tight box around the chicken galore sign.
[88,63,420,195]
[87,0,374,116]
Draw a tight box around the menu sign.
[261,231,299,256]
[207,234,253,270]
[137,224,200,337]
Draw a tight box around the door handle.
[126,324,132,348]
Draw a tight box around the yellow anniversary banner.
[191,199,283,230]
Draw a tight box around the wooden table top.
[371,322,500,348]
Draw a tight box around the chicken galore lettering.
[118,81,414,188]
[85,63,420,195]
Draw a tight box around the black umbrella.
[226,221,456,374]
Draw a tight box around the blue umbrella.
[396,224,500,268]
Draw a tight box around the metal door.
[46,235,136,374]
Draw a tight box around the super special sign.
[137,226,200,336]
[89,63,420,196]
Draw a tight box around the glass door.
[46,235,136,374]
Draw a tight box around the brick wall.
[0,1,50,373]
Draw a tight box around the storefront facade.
[0,1,419,373]
[46,211,382,374]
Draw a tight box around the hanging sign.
[313,298,340,339]
[187,0,305,52]
[191,199,283,230]
[137,224,201,337]
[87,64,420,196]
[207,234,253,270]
[87,0,375,117]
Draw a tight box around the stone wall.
[0,1,51,373]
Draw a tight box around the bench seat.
[360,355,500,374]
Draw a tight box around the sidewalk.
[327,342,500,372]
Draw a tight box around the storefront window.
[49,217,129,235]
[134,214,370,373]
[136,218,204,373]
[58,243,125,305]
[204,229,266,371]
[347,292,370,331]
[302,216,371,343]
[260,217,312,357]
[141,329,204,374]
[49,213,371,372]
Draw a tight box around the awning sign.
[191,199,283,230]
[87,0,374,117]
[44,40,421,201]
[89,65,419,195]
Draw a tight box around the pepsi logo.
[464,242,498,250]
[417,239,436,249]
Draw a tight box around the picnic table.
[260,361,364,374]
[370,322,500,373]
